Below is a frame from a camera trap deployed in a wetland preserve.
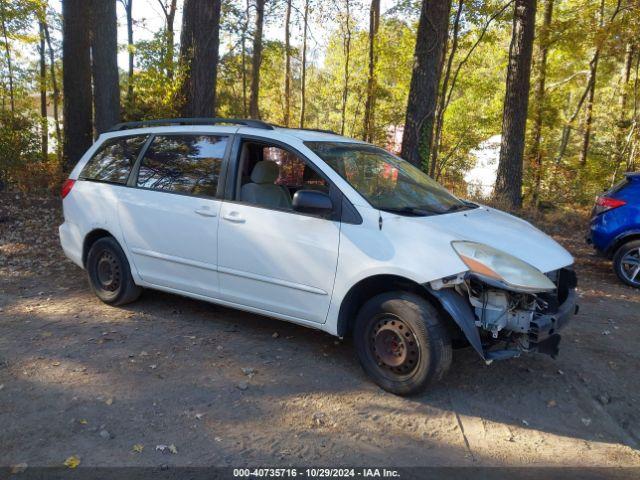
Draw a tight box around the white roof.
[100,123,362,144]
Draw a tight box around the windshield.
[305,141,470,215]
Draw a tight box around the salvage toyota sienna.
[59,118,578,395]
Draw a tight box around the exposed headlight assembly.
[452,241,556,293]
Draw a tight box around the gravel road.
[1,194,639,469]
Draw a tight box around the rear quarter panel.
[591,180,640,254]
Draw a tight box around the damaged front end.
[428,242,578,362]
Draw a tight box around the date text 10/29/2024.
[233,468,401,478]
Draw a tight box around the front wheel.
[354,291,452,396]
[86,236,142,305]
[613,240,640,288]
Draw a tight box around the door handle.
[194,207,217,217]
[222,211,245,223]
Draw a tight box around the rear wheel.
[86,237,142,305]
[354,291,452,396]
[613,240,640,288]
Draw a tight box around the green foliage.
[124,31,181,120]
[0,111,46,189]
[2,0,639,207]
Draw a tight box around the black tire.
[86,236,142,305]
[354,291,452,396]
[613,240,640,288]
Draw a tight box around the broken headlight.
[452,241,556,293]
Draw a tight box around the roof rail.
[108,117,275,131]
[269,123,339,135]
[304,128,338,135]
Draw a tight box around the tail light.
[594,195,626,215]
[61,179,76,199]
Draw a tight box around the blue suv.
[589,172,640,287]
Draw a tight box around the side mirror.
[292,190,333,216]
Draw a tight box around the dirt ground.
[1,193,639,470]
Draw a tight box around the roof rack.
[304,128,338,135]
[269,123,339,135]
[108,117,275,131]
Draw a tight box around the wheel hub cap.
[97,251,120,291]
[621,248,640,285]
[371,317,419,374]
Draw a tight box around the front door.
[118,133,230,298]
[217,140,340,323]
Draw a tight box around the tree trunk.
[39,20,48,161]
[578,0,605,167]
[299,0,309,128]
[241,0,250,116]
[362,0,380,142]
[578,56,599,167]
[0,5,15,114]
[62,0,93,172]
[400,0,453,169]
[163,0,177,80]
[122,0,135,110]
[611,42,635,182]
[156,0,177,79]
[495,0,537,209]
[179,0,222,117]
[529,0,553,205]
[43,21,62,160]
[283,0,292,126]
[249,0,265,119]
[340,1,352,136]
[430,0,463,177]
[90,0,120,134]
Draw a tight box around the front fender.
[426,286,485,360]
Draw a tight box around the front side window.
[136,135,227,197]
[237,141,329,211]
[306,141,471,215]
[80,135,148,184]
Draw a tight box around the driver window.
[237,141,329,211]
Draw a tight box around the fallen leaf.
[132,444,144,453]
[79,419,88,425]
[105,398,114,405]
[10,463,28,474]
[547,400,557,408]
[156,444,178,454]
[52,361,61,367]
[63,455,81,469]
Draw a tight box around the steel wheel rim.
[620,248,640,285]
[96,250,121,292]
[370,315,420,376]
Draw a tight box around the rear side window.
[80,135,148,184]
[136,135,227,197]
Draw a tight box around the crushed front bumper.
[526,288,578,357]
[428,269,579,362]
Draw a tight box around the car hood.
[404,206,574,273]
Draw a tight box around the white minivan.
[59,118,577,395]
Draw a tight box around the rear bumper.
[59,222,84,268]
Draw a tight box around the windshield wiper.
[379,206,437,216]
[444,201,479,213]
